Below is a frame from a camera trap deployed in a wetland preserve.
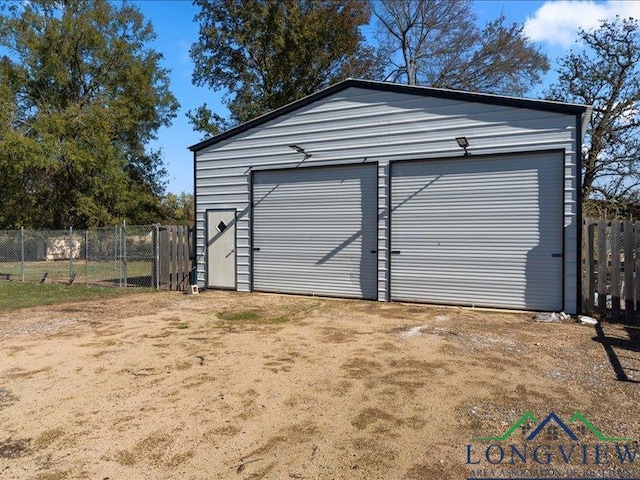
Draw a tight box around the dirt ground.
[0,290,638,480]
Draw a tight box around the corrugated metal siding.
[390,152,563,310]
[252,165,378,299]
[377,162,390,301]
[194,87,579,312]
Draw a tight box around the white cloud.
[524,1,640,48]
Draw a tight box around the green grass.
[0,260,152,283]
[215,302,326,327]
[217,310,261,322]
[0,281,148,312]
[215,309,292,326]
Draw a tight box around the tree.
[161,192,194,225]
[546,17,640,212]
[0,0,179,229]
[189,0,381,136]
[373,0,549,95]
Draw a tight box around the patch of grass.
[0,260,152,283]
[215,309,293,327]
[214,300,329,328]
[0,281,148,312]
[216,300,326,325]
[217,310,261,322]
[174,323,189,329]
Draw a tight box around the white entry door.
[206,209,236,289]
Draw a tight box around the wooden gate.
[583,218,640,324]
[154,225,192,291]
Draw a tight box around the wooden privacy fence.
[583,218,640,324]
[154,225,193,291]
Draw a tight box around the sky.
[133,0,640,195]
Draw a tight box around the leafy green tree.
[0,0,179,229]
[373,0,549,95]
[161,192,194,225]
[546,17,640,211]
[189,0,381,136]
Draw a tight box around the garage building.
[189,79,589,314]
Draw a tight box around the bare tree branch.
[547,17,640,208]
[372,1,548,95]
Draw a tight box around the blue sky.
[134,0,640,194]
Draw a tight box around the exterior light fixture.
[456,136,470,156]
[288,144,311,160]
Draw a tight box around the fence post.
[154,224,160,289]
[117,224,122,287]
[20,226,25,282]
[85,230,89,287]
[69,226,74,279]
[114,225,118,278]
[122,220,127,288]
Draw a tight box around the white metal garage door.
[390,152,563,310]
[252,164,378,299]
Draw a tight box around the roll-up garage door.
[252,164,378,299]
[390,152,563,311]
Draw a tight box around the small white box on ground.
[186,284,199,295]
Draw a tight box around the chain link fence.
[0,224,188,289]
